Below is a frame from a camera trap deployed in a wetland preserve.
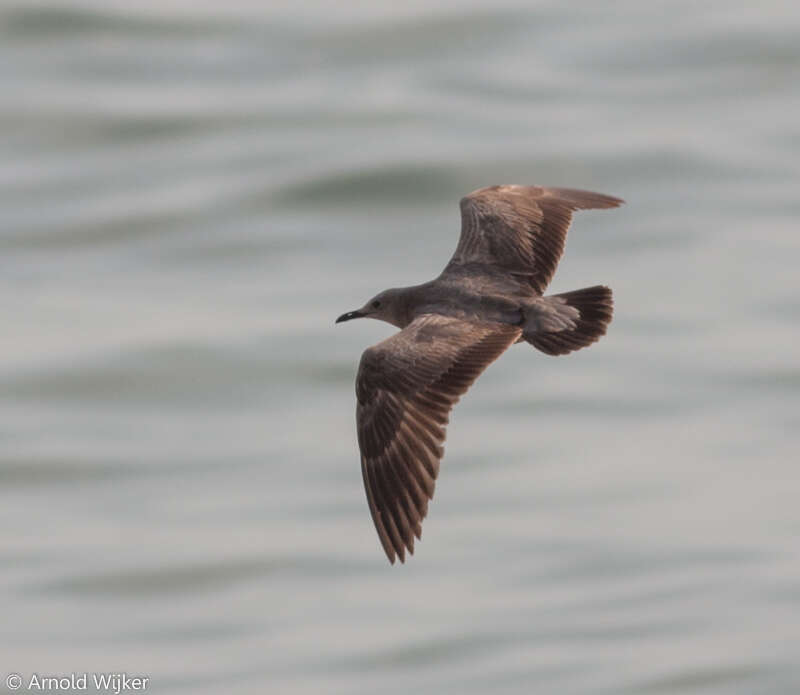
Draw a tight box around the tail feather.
[524,285,613,356]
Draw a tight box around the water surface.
[1,1,799,693]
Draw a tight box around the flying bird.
[336,185,623,563]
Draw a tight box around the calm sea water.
[2,1,799,693]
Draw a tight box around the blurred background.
[1,0,799,693]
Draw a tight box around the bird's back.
[403,272,528,327]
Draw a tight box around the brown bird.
[336,185,623,563]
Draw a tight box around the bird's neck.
[390,283,436,328]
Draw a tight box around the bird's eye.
[372,300,381,309]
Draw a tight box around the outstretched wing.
[356,314,521,563]
[449,185,623,295]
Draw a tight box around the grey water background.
[2,0,799,693]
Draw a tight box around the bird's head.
[336,288,407,328]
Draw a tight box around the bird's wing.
[448,185,623,294]
[356,314,521,563]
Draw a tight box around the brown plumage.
[336,185,623,563]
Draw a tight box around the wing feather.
[356,314,520,563]
[449,185,623,294]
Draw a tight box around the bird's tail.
[521,285,613,355]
